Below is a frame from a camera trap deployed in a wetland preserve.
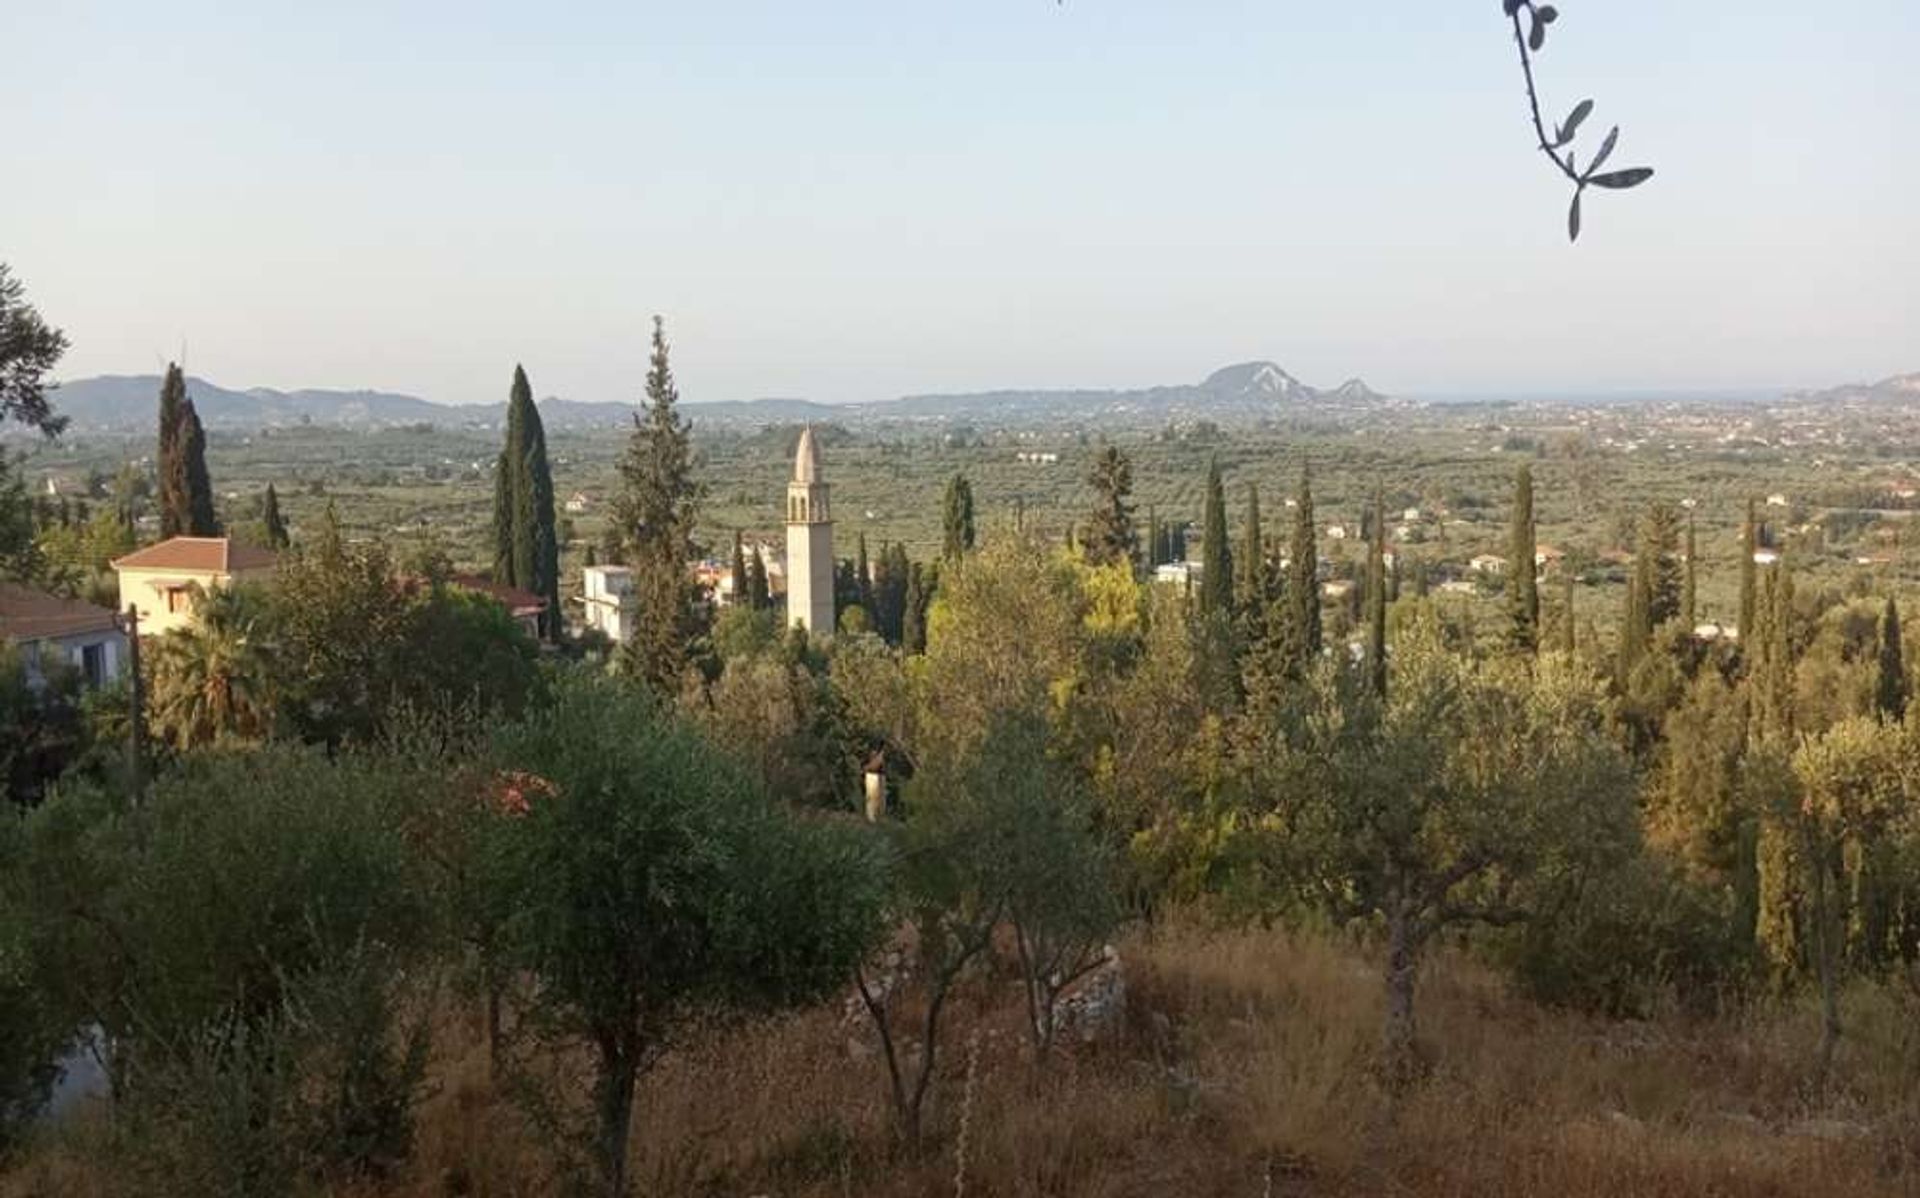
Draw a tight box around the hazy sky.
[7,1,1916,405]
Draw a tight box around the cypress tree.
[492,365,560,638]
[156,364,187,538]
[855,533,873,617]
[749,545,771,611]
[1235,482,1265,614]
[1198,457,1234,617]
[1877,595,1908,722]
[942,474,975,560]
[1084,446,1138,568]
[1507,464,1539,653]
[902,562,927,653]
[1739,498,1759,649]
[492,380,524,583]
[1279,465,1322,678]
[178,398,219,536]
[1619,548,1653,678]
[731,530,748,608]
[1641,503,1683,627]
[1681,509,1698,630]
[1146,505,1161,569]
[1365,487,1388,698]
[261,483,289,549]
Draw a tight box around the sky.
[5,1,1916,406]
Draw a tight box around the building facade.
[785,426,835,635]
[581,564,638,643]
[0,583,126,688]
[111,537,278,635]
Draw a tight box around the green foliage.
[941,473,975,561]
[1495,852,1754,1018]
[0,264,70,435]
[1083,445,1137,569]
[1198,457,1233,618]
[156,373,220,540]
[490,365,559,639]
[613,319,706,693]
[1507,464,1538,653]
[491,676,887,1194]
[13,747,439,1193]
[0,450,43,582]
[1877,597,1907,721]
[0,643,87,804]
[260,482,289,549]
[1274,465,1322,683]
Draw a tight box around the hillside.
[43,362,1393,434]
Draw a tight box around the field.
[8,918,1915,1198]
[17,392,1920,642]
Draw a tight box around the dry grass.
[8,920,1918,1197]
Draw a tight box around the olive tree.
[491,676,887,1197]
[1278,621,1636,1085]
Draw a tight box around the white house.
[581,565,638,643]
[1469,553,1508,575]
[564,491,592,514]
[0,583,126,688]
[1154,562,1195,587]
[1766,493,1789,508]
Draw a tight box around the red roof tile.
[111,537,278,573]
[0,583,121,642]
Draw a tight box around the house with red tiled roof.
[447,574,548,639]
[0,583,127,687]
[111,537,279,635]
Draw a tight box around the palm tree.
[147,587,274,748]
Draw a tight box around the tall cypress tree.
[1084,446,1138,568]
[1739,498,1759,650]
[492,378,524,584]
[942,474,975,561]
[1878,595,1907,722]
[614,318,704,689]
[177,398,219,536]
[261,483,289,549]
[749,545,771,611]
[731,530,748,608]
[1365,487,1388,698]
[1145,505,1161,570]
[903,562,927,653]
[1641,503,1683,627]
[856,532,873,615]
[1507,464,1538,653]
[1198,457,1233,617]
[1279,465,1322,678]
[492,365,560,638]
[156,364,187,537]
[1619,548,1653,679]
[1681,509,1698,630]
[1235,482,1265,613]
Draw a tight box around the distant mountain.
[43,361,1392,434]
[885,361,1396,423]
[49,375,463,432]
[1792,372,1920,405]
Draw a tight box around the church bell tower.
[785,425,835,635]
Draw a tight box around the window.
[81,642,106,686]
[166,587,191,613]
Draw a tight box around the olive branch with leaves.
[1505,0,1654,240]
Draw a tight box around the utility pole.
[122,603,146,801]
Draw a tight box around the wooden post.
[122,603,146,802]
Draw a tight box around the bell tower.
[785,425,835,635]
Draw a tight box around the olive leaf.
[1588,168,1654,190]
[1554,99,1594,147]
[1587,126,1620,176]
[1568,191,1583,242]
